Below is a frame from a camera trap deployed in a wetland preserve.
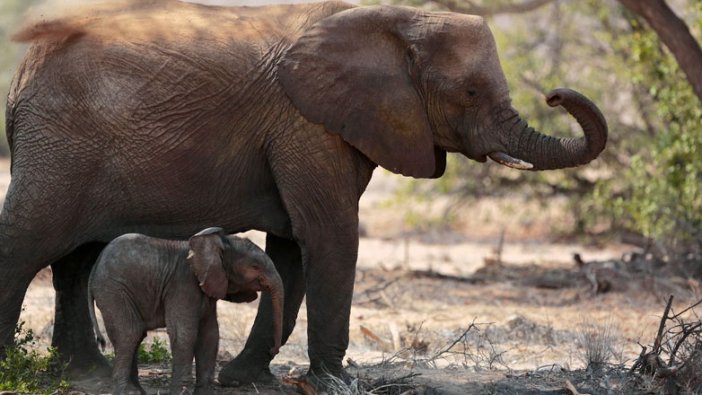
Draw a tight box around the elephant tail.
[87,271,107,350]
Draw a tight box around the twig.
[670,297,702,320]
[430,321,478,361]
[653,295,674,354]
[668,322,702,366]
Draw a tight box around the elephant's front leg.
[302,226,359,381]
[218,234,305,386]
[167,310,200,394]
[193,303,218,395]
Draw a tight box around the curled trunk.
[488,88,608,171]
[259,260,284,356]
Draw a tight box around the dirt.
[4,161,701,394]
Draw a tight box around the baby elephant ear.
[187,227,228,299]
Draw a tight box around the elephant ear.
[187,227,228,300]
[278,6,439,178]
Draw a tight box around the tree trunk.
[617,0,702,103]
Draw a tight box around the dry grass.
[575,319,622,370]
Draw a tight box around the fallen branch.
[565,379,591,395]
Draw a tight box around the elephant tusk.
[488,152,534,170]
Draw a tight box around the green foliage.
[0,321,69,394]
[592,7,702,255]
[137,337,171,364]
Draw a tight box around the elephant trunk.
[259,258,284,356]
[488,88,608,171]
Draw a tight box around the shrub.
[137,336,171,364]
[0,320,69,394]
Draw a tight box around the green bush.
[590,10,702,262]
[137,337,171,364]
[0,321,69,394]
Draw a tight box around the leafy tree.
[590,1,702,269]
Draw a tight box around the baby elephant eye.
[467,89,477,97]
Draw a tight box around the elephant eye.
[467,89,477,97]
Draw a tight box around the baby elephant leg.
[167,321,199,394]
[194,303,219,395]
[102,305,147,395]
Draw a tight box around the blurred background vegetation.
[0,0,42,156]
[0,0,700,272]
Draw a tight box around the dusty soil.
[4,160,701,394]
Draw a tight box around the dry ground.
[4,160,700,394]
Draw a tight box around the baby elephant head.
[187,227,284,355]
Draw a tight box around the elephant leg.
[168,326,197,395]
[0,187,78,356]
[111,335,146,395]
[51,242,111,378]
[0,259,40,356]
[102,304,146,395]
[129,344,144,394]
[218,233,306,386]
[302,229,358,384]
[193,303,218,394]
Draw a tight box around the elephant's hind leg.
[0,184,79,357]
[101,301,146,395]
[218,234,306,387]
[51,242,111,378]
[0,255,41,357]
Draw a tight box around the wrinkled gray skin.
[88,228,284,395]
[1,0,607,389]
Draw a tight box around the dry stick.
[495,228,505,265]
[355,278,400,305]
[653,295,675,354]
[430,320,479,362]
[565,379,591,395]
[670,297,702,320]
[668,321,702,367]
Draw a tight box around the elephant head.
[278,5,607,177]
[187,227,284,355]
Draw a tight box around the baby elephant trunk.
[260,258,284,356]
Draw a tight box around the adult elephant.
[1,0,606,388]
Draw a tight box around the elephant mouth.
[488,152,534,169]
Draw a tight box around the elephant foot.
[304,367,352,392]
[217,355,276,387]
[63,353,112,381]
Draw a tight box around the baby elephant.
[88,227,284,395]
